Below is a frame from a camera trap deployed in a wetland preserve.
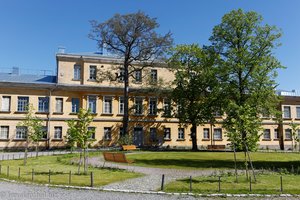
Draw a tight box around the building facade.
[0,52,298,150]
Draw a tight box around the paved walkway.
[0,151,71,161]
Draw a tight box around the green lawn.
[0,154,141,187]
[126,151,300,170]
[165,173,300,194]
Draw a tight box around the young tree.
[89,11,173,136]
[169,44,221,151]
[290,121,299,151]
[67,108,95,174]
[209,9,284,178]
[18,104,44,165]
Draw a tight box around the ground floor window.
[88,127,96,139]
[178,128,185,140]
[164,128,171,140]
[16,126,27,139]
[104,127,112,140]
[285,129,292,140]
[263,129,271,140]
[150,128,157,142]
[203,128,210,139]
[213,128,222,140]
[0,126,9,139]
[54,127,62,139]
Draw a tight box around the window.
[1,96,11,112]
[38,97,49,112]
[71,98,80,113]
[89,65,97,80]
[119,127,125,137]
[118,68,125,82]
[150,69,157,83]
[274,129,279,139]
[263,129,271,140]
[103,96,112,114]
[135,97,143,115]
[213,128,222,140]
[262,109,270,118]
[73,65,81,80]
[164,128,171,140]
[55,98,63,113]
[54,127,62,139]
[135,70,142,82]
[40,126,47,139]
[88,96,97,114]
[285,129,292,140]
[163,99,171,117]
[203,128,210,139]
[298,129,300,139]
[297,107,300,119]
[150,128,157,142]
[88,127,96,139]
[178,128,185,140]
[0,126,9,139]
[149,98,157,115]
[16,126,27,139]
[283,106,291,118]
[119,97,124,114]
[104,127,111,140]
[17,97,29,112]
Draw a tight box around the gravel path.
[87,156,235,192]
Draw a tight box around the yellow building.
[0,52,298,150]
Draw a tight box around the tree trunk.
[83,147,88,174]
[245,143,256,182]
[78,150,82,174]
[244,151,249,180]
[123,62,129,136]
[35,143,39,158]
[233,143,238,182]
[278,123,284,150]
[191,123,198,151]
[24,138,29,166]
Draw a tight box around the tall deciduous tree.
[169,44,221,151]
[210,9,284,178]
[67,108,95,174]
[89,11,173,136]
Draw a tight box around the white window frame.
[118,68,125,82]
[135,70,142,82]
[55,98,63,113]
[150,69,157,83]
[213,128,222,140]
[274,129,279,139]
[0,126,9,139]
[135,97,143,115]
[178,128,185,140]
[203,128,210,139]
[89,65,97,80]
[73,65,81,80]
[164,128,171,140]
[149,97,157,115]
[283,106,291,118]
[54,127,62,139]
[104,127,112,140]
[88,96,97,114]
[263,129,271,140]
[1,96,11,112]
[17,96,29,112]
[296,107,300,119]
[163,98,171,117]
[285,129,292,140]
[38,97,49,113]
[71,98,80,113]
[16,126,27,139]
[103,96,112,114]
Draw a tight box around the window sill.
[101,113,113,116]
[52,139,63,141]
[0,139,10,141]
[72,79,81,81]
[12,139,26,141]
[69,112,78,115]
[176,139,185,141]
[213,139,223,141]
[295,118,300,120]
[262,139,271,141]
[87,79,96,82]
[35,112,49,114]
[164,138,171,141]
[148,114,158,117]
[273,139,279,141]
[14,111,28,114]
[53,112,64,115]
[202,139,210,141]
[116,114,124,116]
[283,118,292,120]
[90,113,98,116]
[285,139,292,141]
[0,111,11,113]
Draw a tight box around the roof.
[0,72,56,84]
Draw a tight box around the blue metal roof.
[0,73,56,84]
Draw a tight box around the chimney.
[12,67,19,75]
[58,46,66,54]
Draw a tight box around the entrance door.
[133,127,144,147]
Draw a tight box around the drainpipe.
[47,85,56,150]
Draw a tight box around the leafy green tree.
[18,104,44,165]
[209,9,284,178]
[67,108,95,174]
[169,44,221,151]
[89,11,173,137]
[290,121,299,151]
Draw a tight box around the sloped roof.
[0,73,56,84]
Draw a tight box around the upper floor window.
[103,96,112,114]
[88,96,97,114]
[213,128,222,140]
[71,98,80,113]
[178,128,185,140]
[134,97,143,115]
[135,70,142,82]
[164,128,171,140]
[163,99,171,117]
[0,126,9,139]
[16,126,27,139]
[104,127,112,140]
[54,127,62,139]
[17,97,29,112]
[283,106,291,118]
[263,129,271,140]
[119,97,124,114]
[296,107,300,119]
[118,68,125,82]
[203,128,210,139]
[88,127,96,139]
[55,98,63,113]
[38,97,49,113]
[149,98,157,115]
[1,96,11,112]
[89,65,97,80]
[73,65,81,80]
[150,69,157,83]
[150,128,157,142]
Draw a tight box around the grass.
[164,173,300,194]
[0,153,141,187]
[126,151,300,170]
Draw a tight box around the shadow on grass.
[133,158,300,170]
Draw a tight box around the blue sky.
[0,0,299,90]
